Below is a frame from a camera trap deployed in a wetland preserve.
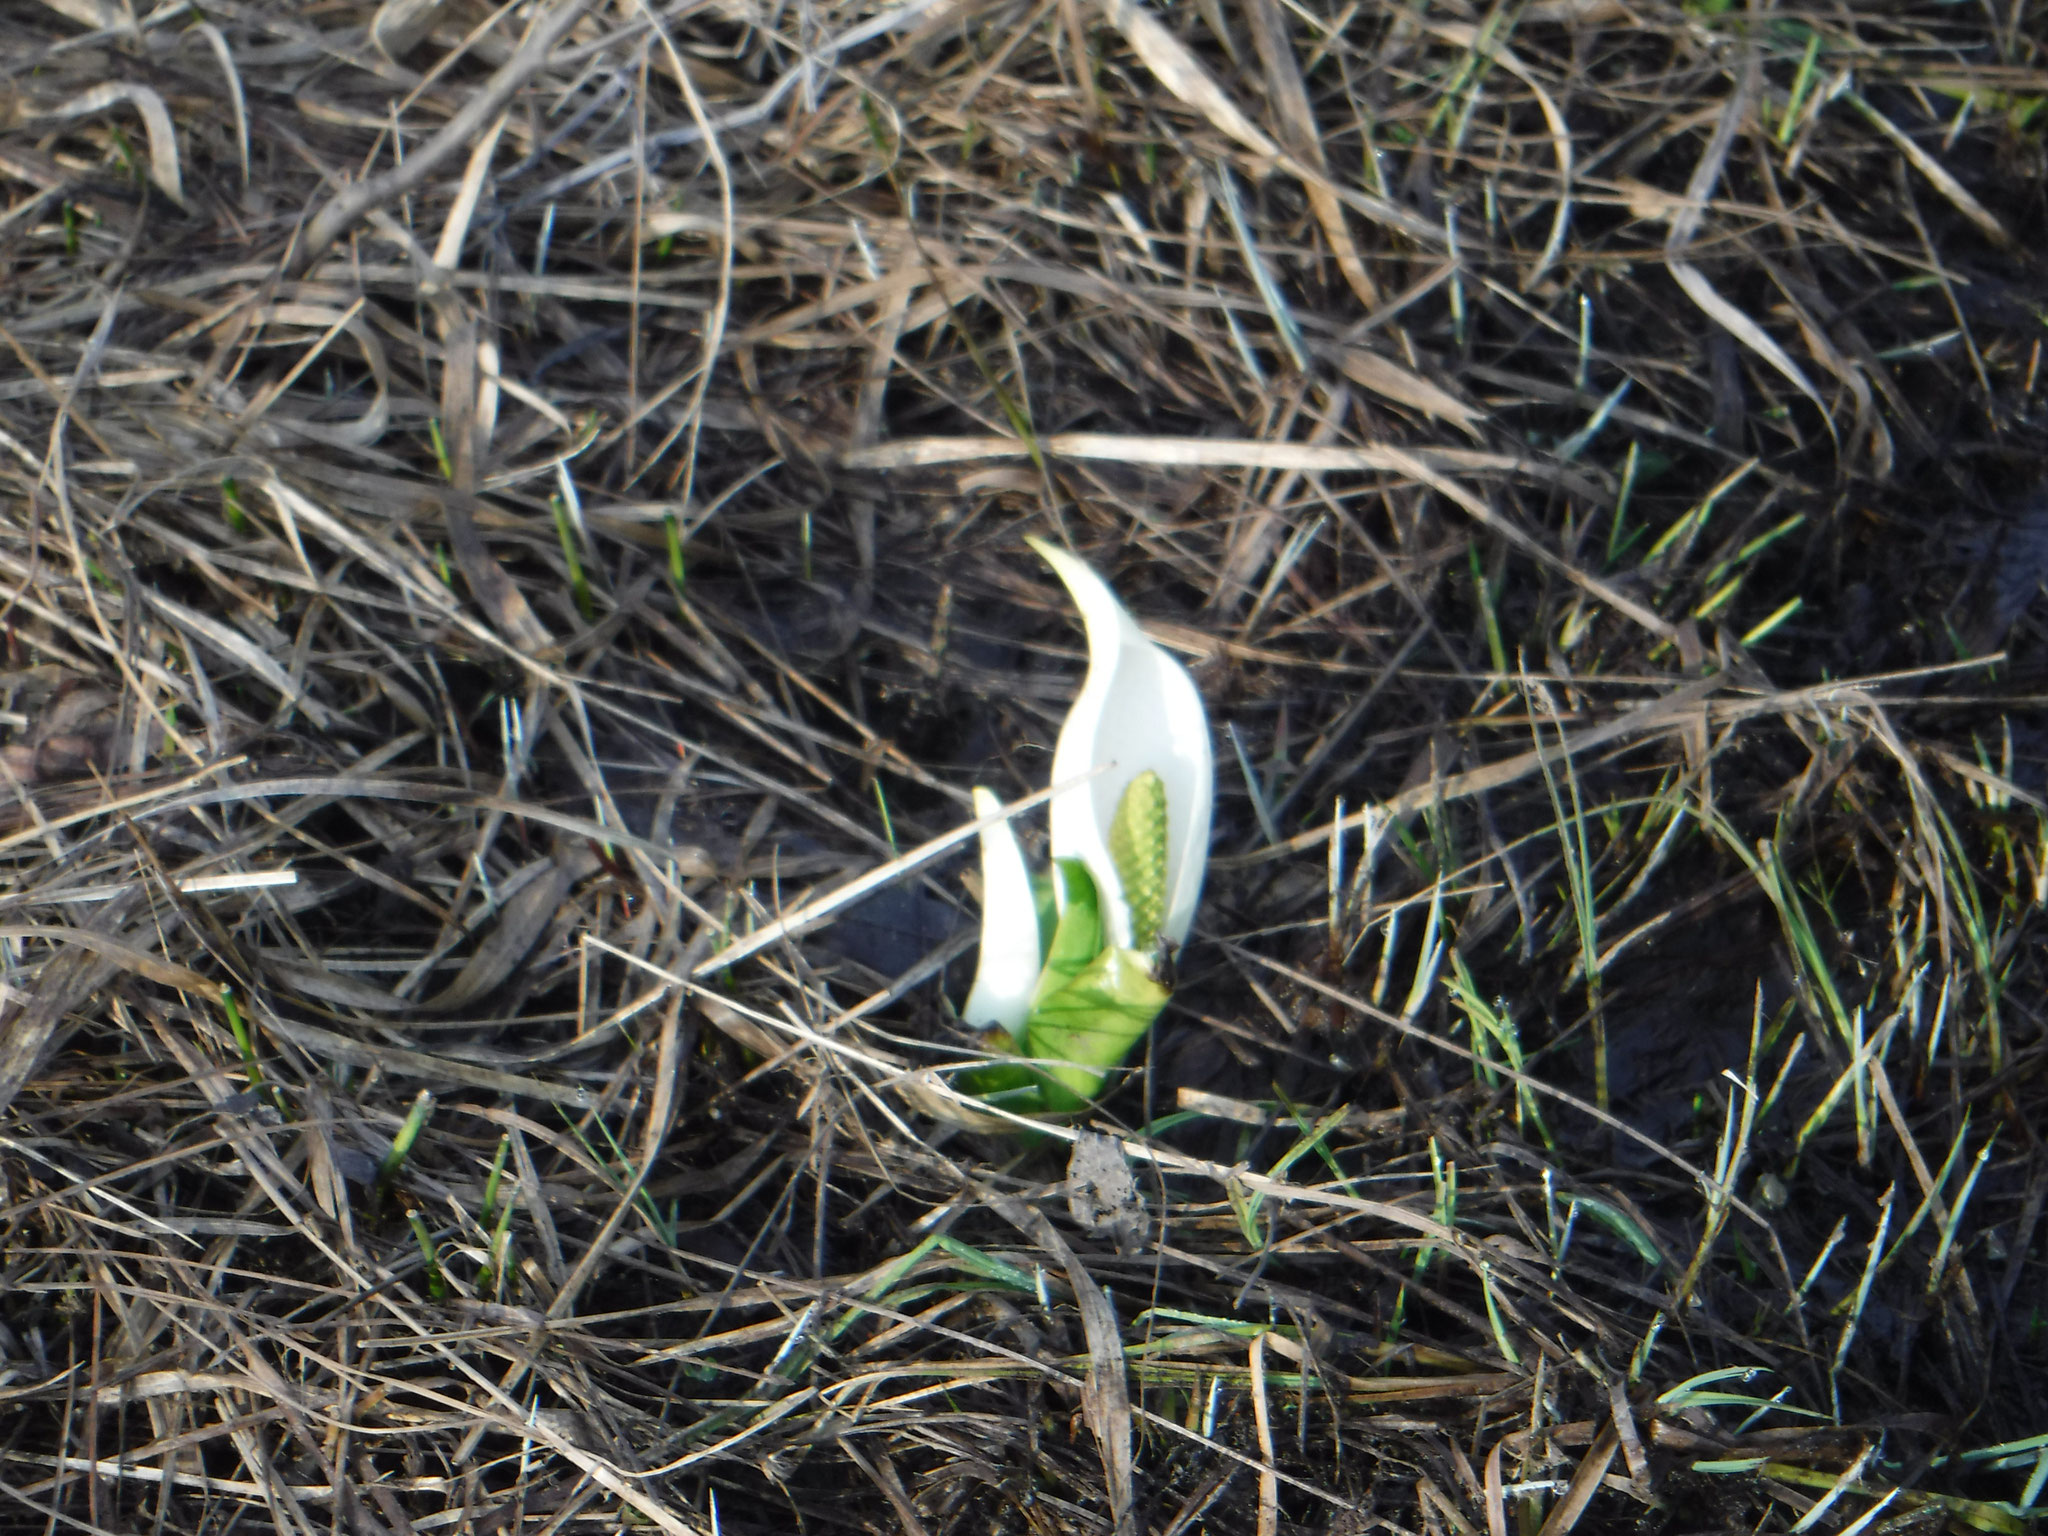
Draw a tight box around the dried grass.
[0,0,2043,1532]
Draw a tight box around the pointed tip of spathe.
[1027,537,1108,594]
[1029,537,1147,653]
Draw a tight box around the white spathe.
[1030,537,1214,952]
[960,787,1041,1041]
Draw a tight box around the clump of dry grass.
[0,0,2042,1532]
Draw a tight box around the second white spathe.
[960,786,1041,1040]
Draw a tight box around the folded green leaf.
[965,861,1169,1115]
[961,861,1108,1108]
[1031,869,1060,964]
[1023,946,1169,1111]
[1023,867,1169,1111]
[1035,858,1108,994]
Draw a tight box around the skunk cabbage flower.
[1035,537,1213,955]
[957,541,1214,1114]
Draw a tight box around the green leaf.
[932,1235,1043,1294]
[1561,1193,1664,1267]
[1032,869,1060,962]
[1025,941,1169,1111]
[962,861,1105,1106]
[1108,770,1170,952]
[1035,859,1107,991]
[966,860,1169,1117]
